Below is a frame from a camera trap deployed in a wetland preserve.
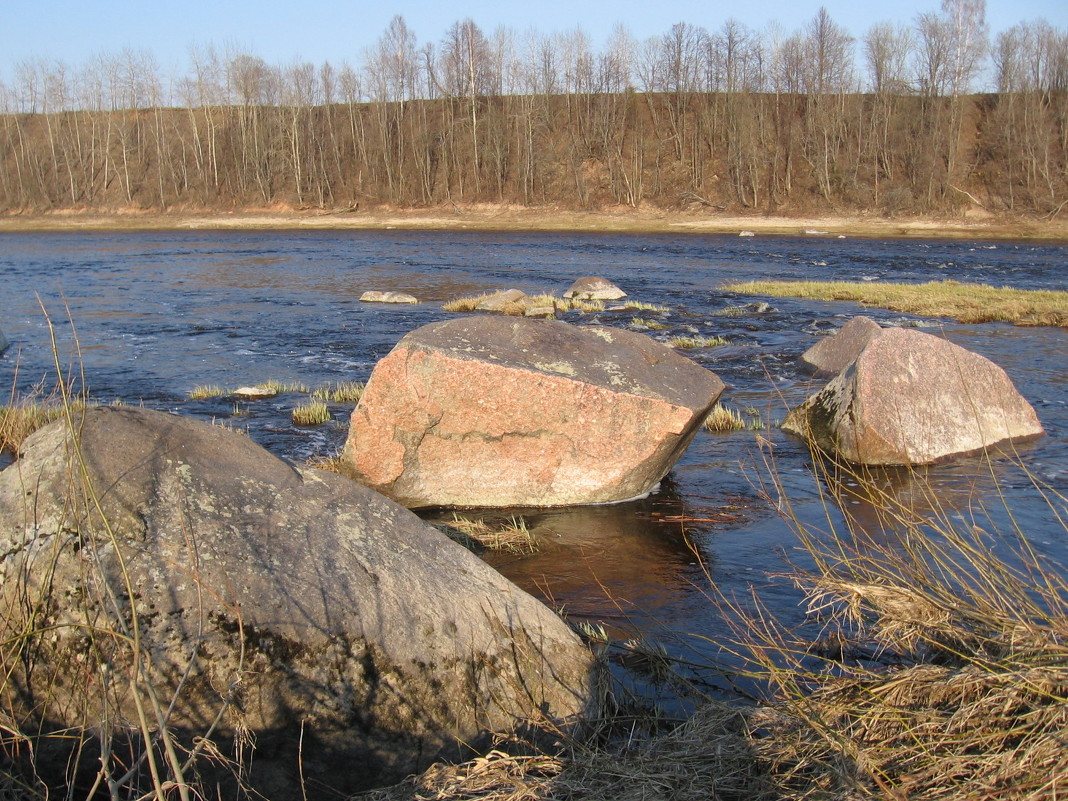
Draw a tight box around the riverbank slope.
[2,205,1067,240]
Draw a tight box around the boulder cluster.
[785,316,1044,464]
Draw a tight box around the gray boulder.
[799,315,883,376]
[343,316,724,507]
[0,407,596,799]
[783,328,1045,465]
[563,276,626,301]
[0,328,7,354]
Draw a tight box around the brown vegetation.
[724,279,1068,326]
[2,12,1065,225]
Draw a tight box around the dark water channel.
[2,229,1066,710]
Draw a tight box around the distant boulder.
[799,315,884,377]
[342,317,724,507]
[783,328,1044,465]
[475,288,529,312]
[563,276,626,301]
[360,290,419,304]
[0,328,7,354]
[0,407,596,799]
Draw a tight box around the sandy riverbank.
[2,205,1066,241]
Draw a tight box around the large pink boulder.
[783,327,1044,465]
[342,317,724,507]
[800,316,883,376]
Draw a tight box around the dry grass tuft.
[723,279,1068,327]
[724,445,1068,801]
[439,515,539,553]
[702,403,747,432]
[357,701,774,801]
[668,334,732,348]
[630,317,667,331]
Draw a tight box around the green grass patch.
[623,300,670,313]
[723,279,1068,327]
[313,381,365,403]
[291,399,331,426]
[188,384,225,400]
[631,317,668,331]
[668,334,732,348]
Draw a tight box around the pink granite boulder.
[342,317,724,507]
[800,316,884,377]
[783,327,1044,465]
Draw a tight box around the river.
[2,229,1065,708]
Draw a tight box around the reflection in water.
[822,443,1054,560]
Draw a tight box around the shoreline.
[2,206,1067,241]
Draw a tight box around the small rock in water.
[233,386,279,399]
[563,276,626,300]
[360,290,419,304]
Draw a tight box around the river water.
[2,229,1065,708]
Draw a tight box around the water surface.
[2,229,1065,706]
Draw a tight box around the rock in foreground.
[0,407,595,799]
[783,328,1044,464]
[343,317,724,507]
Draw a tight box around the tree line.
[1,2,1065,217]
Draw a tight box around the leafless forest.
[2,4,1065,218]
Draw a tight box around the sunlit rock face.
[784,327,1045,465]
[799,315,884,377]
[343,316,724,508]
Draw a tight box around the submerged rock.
[783,327,1045,465]
[342,316,724,507]
[563,276,626,300]
[360,290,419,304]
[0,407,596,799]
[0,328,7,354]
[799,315,884,377]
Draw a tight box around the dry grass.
[438,515,539,554]
[702,403,747,432]
[622,301,670,313]
[668,334,732,348]
[723,279,1068,327]
[722,444,1068,801]
[357,700,773,801]
[443,293,603,316]
[630,317,668,331]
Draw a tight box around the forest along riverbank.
[2,206,1068,241]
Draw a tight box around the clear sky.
[3,0,1066,86]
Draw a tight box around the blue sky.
[3,0,1066,84]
